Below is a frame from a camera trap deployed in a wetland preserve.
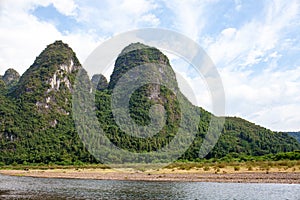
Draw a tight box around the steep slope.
[92,43,193,163]
[11,41,80,101]
[0,41,95,165]
[94,43,300,163]
[10,40,81,127]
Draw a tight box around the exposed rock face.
[10,41,81,115]
[4,40,83,132]
[12,40,80,96]
[0,41,95,165]
[47,60,75,93]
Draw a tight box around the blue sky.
[0,0,300,131]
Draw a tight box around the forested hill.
[0,41,299,165]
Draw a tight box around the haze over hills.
[287,132,300,143]
[1,68,20,87]
[0,41,299,165]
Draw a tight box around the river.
[0,174,299,199]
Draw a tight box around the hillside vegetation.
[0,41,299,165]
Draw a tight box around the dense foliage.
[0,41,95,165]
[0,41,299,165]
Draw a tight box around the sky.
[0,0,300,131]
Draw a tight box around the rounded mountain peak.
[2,68,20,86]
[108,42,174,90]
[33,40,81,67]
[11,40,81,99]
[119,42,151,56]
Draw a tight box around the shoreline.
[1,168,299,184]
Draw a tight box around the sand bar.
[1,168,299,184]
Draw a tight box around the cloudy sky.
[0,0,300,131]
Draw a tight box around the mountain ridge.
[0,41,299,165]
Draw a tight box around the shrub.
[203,166,210,171]
[234,166,240,171]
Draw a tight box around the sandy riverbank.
[1,167,299,184]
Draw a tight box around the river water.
[0,174,299,200]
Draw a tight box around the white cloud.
[169,54,213,113]
[185,0,300,131]
[234,0,242,11]
[172,50,300,131]
[219,66,300,131]
[162,0,212,41]
[0,0,160,75]
[50,0,78,16]
[205,0,299,69]
[0,0,78,16]
[75,0,160,34]
[157,1,300,130]
[0,0,174,75]
[166,0,300,131]
[0,0,102,75]
[119,0,157,15]
[138,14,160,26]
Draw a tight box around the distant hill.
[287,132,300,143]
[0,41,299,165]
[0,68,20,91]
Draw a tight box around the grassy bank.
[0,160,299,174]
[0,151,299,172]
[1,162,299,184]
[165,160,300,173]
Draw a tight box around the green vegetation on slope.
[0,41,299,165]
[0,41,95,165]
